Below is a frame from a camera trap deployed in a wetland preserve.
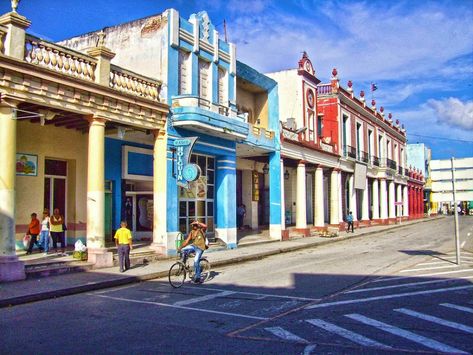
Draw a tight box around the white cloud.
[427,98,473,131]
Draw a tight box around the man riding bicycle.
[178,220,208,283]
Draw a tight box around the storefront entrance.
[44,159,67,245]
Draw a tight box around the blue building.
[61,9,281,254]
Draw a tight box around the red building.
[408,167,425,218]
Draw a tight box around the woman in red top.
[26,212,41,254]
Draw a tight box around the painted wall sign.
[174,137,201,188]
[16,153,38,176]
[252,171,260,201]
[282,127,299,142]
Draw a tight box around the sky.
[2,0,472,160]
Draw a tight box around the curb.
[0,217,443,308]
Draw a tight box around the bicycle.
[168,251,211,288]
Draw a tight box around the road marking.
[173,290,235,306]
[346,276,473,294]
[306,318,391,349]
[302,344,316,355]
[395,308,473,333]
[265,326,308,343]
[306,285,473,309]
[91,294,268,320]
[185,285,320,302]
[418,260,473,266]
[372,268,473,283]
[345,313,468,354]
[400,265,460,273]
[440,303,473,314]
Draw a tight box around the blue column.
[212,62,218,104]
[191,52,199,96]
[167,46,179,104]
[215,155,237,248]
[167,147,178,233]
[228,73,235,102]
[269,150,282,227]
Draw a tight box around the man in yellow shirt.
[114,221,133,272]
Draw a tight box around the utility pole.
[451,157,461,265]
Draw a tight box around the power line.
[408,133,473,143]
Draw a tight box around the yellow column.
[86,117,112,267]
[152,128,168,253]
[0,103,25,281]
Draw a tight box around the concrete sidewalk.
[0,217,441,308]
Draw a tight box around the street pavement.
[1,216,473,354]
[0,217,448,308]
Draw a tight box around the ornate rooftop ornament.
[96,30,106,47]
[11,0,19,13]
[331,68,338,79]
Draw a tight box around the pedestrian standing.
[346,211,354,233]
[26,213,41,254]
[39,209,50,255]
[114,221,133,273]
[237,204,246,230]
[50,208,65,255]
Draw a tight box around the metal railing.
[386,158,397,170]
[358,150,369,163]
[343,145,357,159]
[371,156,380,166]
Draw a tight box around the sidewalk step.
[112,250,164,267]
[25,261,94,279]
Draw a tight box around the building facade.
[61,10,281,253]
[407,143,436,215]
[268,53,412,234]
[0,7,169,281]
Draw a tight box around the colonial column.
[0,103,25,282]
[152,129,168,253]
[86,117,112,267]
[372,179,380,220]
[388,180,395,219]
[330,169,340,225]
[314,166,325,227]
[362,178,369,220]
[396,184,402,217]
[296,161,307,229]
[380,179,388,219]
[403,185,409,217]
[268,151,281,240]
[349,174,358,220]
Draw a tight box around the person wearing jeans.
[39,209,50,255]
[26,212,41,254]
[178,220,207,283]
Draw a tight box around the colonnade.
[280,160,411,233]
[408,185,424,218]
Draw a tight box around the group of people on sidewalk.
[26,208,67,255]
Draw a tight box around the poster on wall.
[179,176,207,199]
[16,153,38,176]
[136,195,153,231]
[252,171,259,201]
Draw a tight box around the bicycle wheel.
[199,258,211,283]
[168,261,186,288]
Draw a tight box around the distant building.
[407,143,436,215]
[430,157,473,215]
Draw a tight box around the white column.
[388,181,395,218]
[296,162,307,229]
[403,185,409,217]
[0,103,25,282]
[362,178,369,220]
[280,159,286,231]
[380,179,388,219]
[338,172,343,223]
[314,166,324,227]
[86,117,112,267]
[396,184,402,218]
[372,179,380,220]
[330,170,340,225]
[152,129,168,252]
[349,174,358,220]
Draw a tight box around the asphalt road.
[1,216,473,354]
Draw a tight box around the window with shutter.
[178,50,190,95]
